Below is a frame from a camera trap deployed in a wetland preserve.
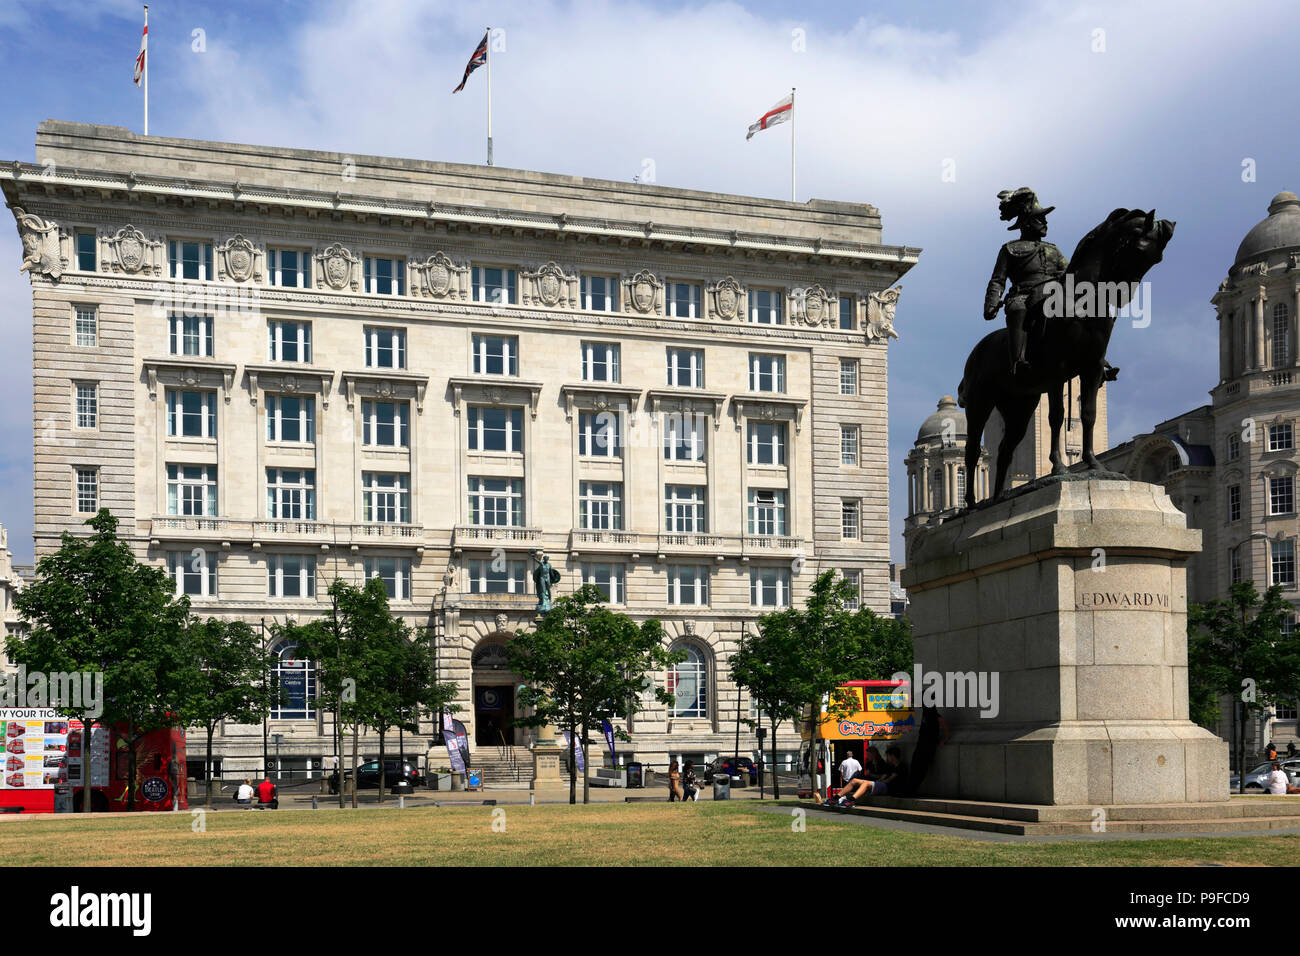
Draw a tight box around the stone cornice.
[644,388,727,427]
[446,377,544,419]
[558,383,643,421]
[729,394,810,433]
[141,357,237,401]
[244,363,335,408]
[340,369,430,414]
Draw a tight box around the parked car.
[1229,759,1300,791]
[336,759,423,791]
[705,756,758,786]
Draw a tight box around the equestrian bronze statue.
[959,189,1175,509]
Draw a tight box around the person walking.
[682,761,702,802]
[838,750,862,791]
[668,760,683,802]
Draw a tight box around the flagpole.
[485,26,493,166]
[790,86,795,202]
[143,5,149,136]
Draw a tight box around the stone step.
[882,795,1300,823]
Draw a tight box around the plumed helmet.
[997,187,1055,230]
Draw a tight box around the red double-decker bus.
[1,709,187,813]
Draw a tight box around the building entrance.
[475,684,515,746]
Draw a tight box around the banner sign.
[600,719,617,765]
[562,731,586,772]
[442,713,466,774]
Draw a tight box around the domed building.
[903,396,991,556]
[1098,191,1300,756]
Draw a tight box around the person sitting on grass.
[835,746,907,807]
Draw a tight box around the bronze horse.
[958,208,1176,509]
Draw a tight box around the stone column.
[1217,306,1230,381]
[1293,283,1300,368]
[1254,290,1267,370]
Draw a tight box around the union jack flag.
[452,31,488,93]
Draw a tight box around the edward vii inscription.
[1075,583,1170,610]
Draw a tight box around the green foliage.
[181,617,277,735]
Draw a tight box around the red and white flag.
[746,94,792,140]
[133,17,148,86]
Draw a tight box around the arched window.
[667,642,707,718]
[1274,303,1291,368]
[271,641,315,720]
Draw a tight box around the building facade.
[1099,191,1300,757]
[4,121,918,777]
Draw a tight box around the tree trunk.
[126,732,138,812]
[1237,702,1247,795]
[351,723,359,809]
[568,718,577,805]
[581,720,590,805]
[205,725,215,807]
[82,717,94,813]
[378,730,386,804]
[336,702,345,809]
[770,719,781,800]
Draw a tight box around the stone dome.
[1234,191,1300,267]
[917,395,965,444]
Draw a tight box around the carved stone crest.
[216,234,263,283]
[623,269,663,315]
[316,243,360,292]
[521,261,576,308]
[866,286,903,344]
[13,208,65,280]
[708,276,743,321]
[794,284,832,327]
[410,252,468,300]
[375,380,396,399]
[103,224,164,276]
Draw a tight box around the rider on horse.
[983,187,1067,377]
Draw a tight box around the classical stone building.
[1099,192,1300,758]
[4,121,918,778]
[0,525,31,671]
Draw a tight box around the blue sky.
[0,0,1295,564]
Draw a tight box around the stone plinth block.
[901,479,1227,805]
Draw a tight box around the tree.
[180,617,277,805]
[734,570,914,799]
[10,510,193,812]
[507,585,680,804]
[1189,581,1300,792]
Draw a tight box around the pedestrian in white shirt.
[839,752,863,788]
[1267,762,1289,795]
[236,778,254,807]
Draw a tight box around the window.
[267,321,312,363]
[580,563,625,603]
[748,289,784,325]
[361,400,409,447]
[364,556,412,600]
[838,295,855,330]
[668,643,707,718]
[468,477,524,526]
[842,500,861,540]
[749,354,786,393]
[467,406,523,453]
[581,342,620,383]
[74,383,97,429]
[664,485,707,533]
[267,469,316,520]
[579,481,623,530]
[1283,615,1298,639]
[1270,475,1295,516]
[169,312,213,357]
[472,266,516,305]
[468,558,528,594]
[665,282,701,318]
[840,359,858,395]
[266,395,315,444]
[841,425,859,465]
[956,467,967,504]
[1227,432,1241,462]
[1269,424,1294,452]
[747,422,786,465]
[166,389,217,438]
[1230,545,1243,586]
[362,473,411,524]
[168,240,214,281]
[751,567,791,607]
[667,566,710,606]
[268,249,311,288]
[267,555,316,599]
[74,468,98,514]
[74,306,97,347]
[363,256,406,295]
[1274,303,1290,368]
[472,334,518,376]
[666,348,704,388]
[75,230,96,272]
[841,569,861,610]
[365,327,406,369]
[580,275,618,312]
[271,642,314,720]
[747,489,787,536]
[1277,698,1298,719]
[664,413,707,461]
[578,411,622,458]
[1228,484,1242,523]
[168,550,217,598]
[1272,539,1297,588]
[166,464,217,516]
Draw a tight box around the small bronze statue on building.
[533,552,561,613]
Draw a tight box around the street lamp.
[271,733,283,781]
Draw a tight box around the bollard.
[312,796,318,810]
[530,792,536,806]
[399,795,405,809]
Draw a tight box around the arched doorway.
[471,640,519,746]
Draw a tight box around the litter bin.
[713,774,731,800]
[626,762,644,789]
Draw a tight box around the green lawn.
[1,802,1298,866]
